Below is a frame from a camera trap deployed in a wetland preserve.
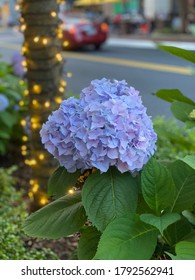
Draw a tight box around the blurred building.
[0,0,19,26]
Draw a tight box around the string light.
[32,84,42,94]
[55,97,62,104]
[55,53,63,62]
[15,4,20,11]
[50,11,57,17]
[32,183,39,193]
[33,36,40,43]
[20,119,27,126]
[39,197,49,206]
[42,38,48,45]
[21,24,27,32]
[38,154,45,161]
[22,135,28,142]
[59,86,64,93]
[24,89,29,96]
[19,100,25,106]
[44,101,51,108]
[68,189,74,194]
[63,41,69,48]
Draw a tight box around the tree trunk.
[179,0,189,33]
[20,0,65,209]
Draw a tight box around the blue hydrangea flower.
[40,78,157,173]
[0,94,9,112]
[11,51,25,77]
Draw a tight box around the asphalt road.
[0,29,194,119]
[64,45,194,118]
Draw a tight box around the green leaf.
[158,45,195,64]
[82,167,138,231]
[181,155,195,170]
[0,130,11,139]
[140,213,181,235]
[23,191,86,239]
[170,101,195,122]
[78,226,101,260]
[141,158,175,215]
[94,215,158,260]
[0,111,17,128]
[163,217,192,246]
[48,167,80,198]
[155,89,195,105]
[175,231,195,260]
[169,160,195,212]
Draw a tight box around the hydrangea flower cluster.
[0,94,9,112]
[40,79,157,173]
[11,51,25,77]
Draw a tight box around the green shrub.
[0,59,27,155]
[154,116,195,161]
[0,167,58,260]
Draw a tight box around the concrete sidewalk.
[107,33,195,50]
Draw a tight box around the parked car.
[59,14,109,50]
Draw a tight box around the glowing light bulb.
[32,99,39,107]
[19,100,25,106]
[55,97,62,104]
[24,89,29,96]
[15,4,20,11]
[63,41,69,47]
[33,84,42,94]
[44,101,50,108]
[51,11,57,17]
[42,38,48,45]
[33,36,39,43]
[21,150,27,156]
[20,119,27,126]
[21,24,26,32]
[55,53,63,62]
[60,80,66,86]
[68,189,74,194]
[32,183,39,193]
[21,145,27,151]
[39,197,48,206]
[22,136,28,142]
[59,86,64,93]
[39,154,45,160]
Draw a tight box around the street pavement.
[0,27,194,50]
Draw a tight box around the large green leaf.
[163,217,192,246]
[169,160,195,212]
[155,89,195,105]
[158,45,195,64]
[175,231,195,260]
[94,215,158,260]
[0,111,17,128]
[170,101,195,122]
[23,191,86,239]
[140,213,180,235]
[141,158,175,215]
[78,226,101,260]
[48,166,80,198]
[181,155,195,170]
[82,167,138,231]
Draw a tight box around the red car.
[59,14,109,50]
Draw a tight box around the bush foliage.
[0,167,58,260]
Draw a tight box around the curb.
[106,37,195,50]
